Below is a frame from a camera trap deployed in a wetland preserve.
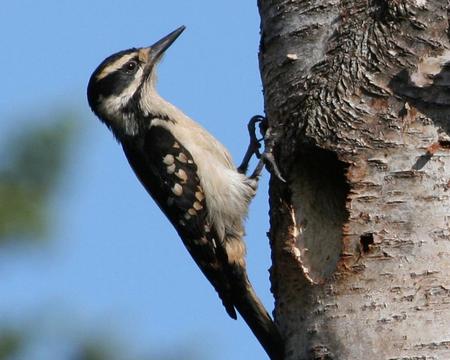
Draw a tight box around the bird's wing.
[121,123,237,319]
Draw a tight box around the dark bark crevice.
[359,232,374,253]
[389,64,450,135]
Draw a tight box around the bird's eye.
[123,60,138,74]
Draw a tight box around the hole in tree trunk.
[289,146,350,283]
[360,233,374,253]
[438,139,450,149]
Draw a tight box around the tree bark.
[258,0,450,359]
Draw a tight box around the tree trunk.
[257,0,450,359]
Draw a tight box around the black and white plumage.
[87,26,283,360]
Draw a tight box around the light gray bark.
[258,0,450,359]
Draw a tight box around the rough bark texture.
[258,0,450,359]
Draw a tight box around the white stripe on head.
[96,53,138,81]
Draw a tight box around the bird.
[87,26,284,360]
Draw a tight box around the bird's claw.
[252,151,286,182]
[238,115,285,182]
[237,115,265,174]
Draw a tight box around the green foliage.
[0,329,23,360]
[0,110,204,360]
[0,114,76,243]
[71,342,111,360]
[70,340,199,360]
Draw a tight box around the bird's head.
[87,26,185,137]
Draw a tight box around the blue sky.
[0,1,273,359]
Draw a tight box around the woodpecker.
[87,26,283,360]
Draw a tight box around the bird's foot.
[238,115,285,182]
[237,115,265,174]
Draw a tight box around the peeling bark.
[258,0,450,359]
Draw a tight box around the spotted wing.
[121,124,236,318]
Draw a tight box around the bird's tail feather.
[231,270,284,360]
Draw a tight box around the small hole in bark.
[368,0,391,21]
[438,139,450,149]
[412,153,432,170]
[360,233,374,253]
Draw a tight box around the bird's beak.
[146,26,186,65]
